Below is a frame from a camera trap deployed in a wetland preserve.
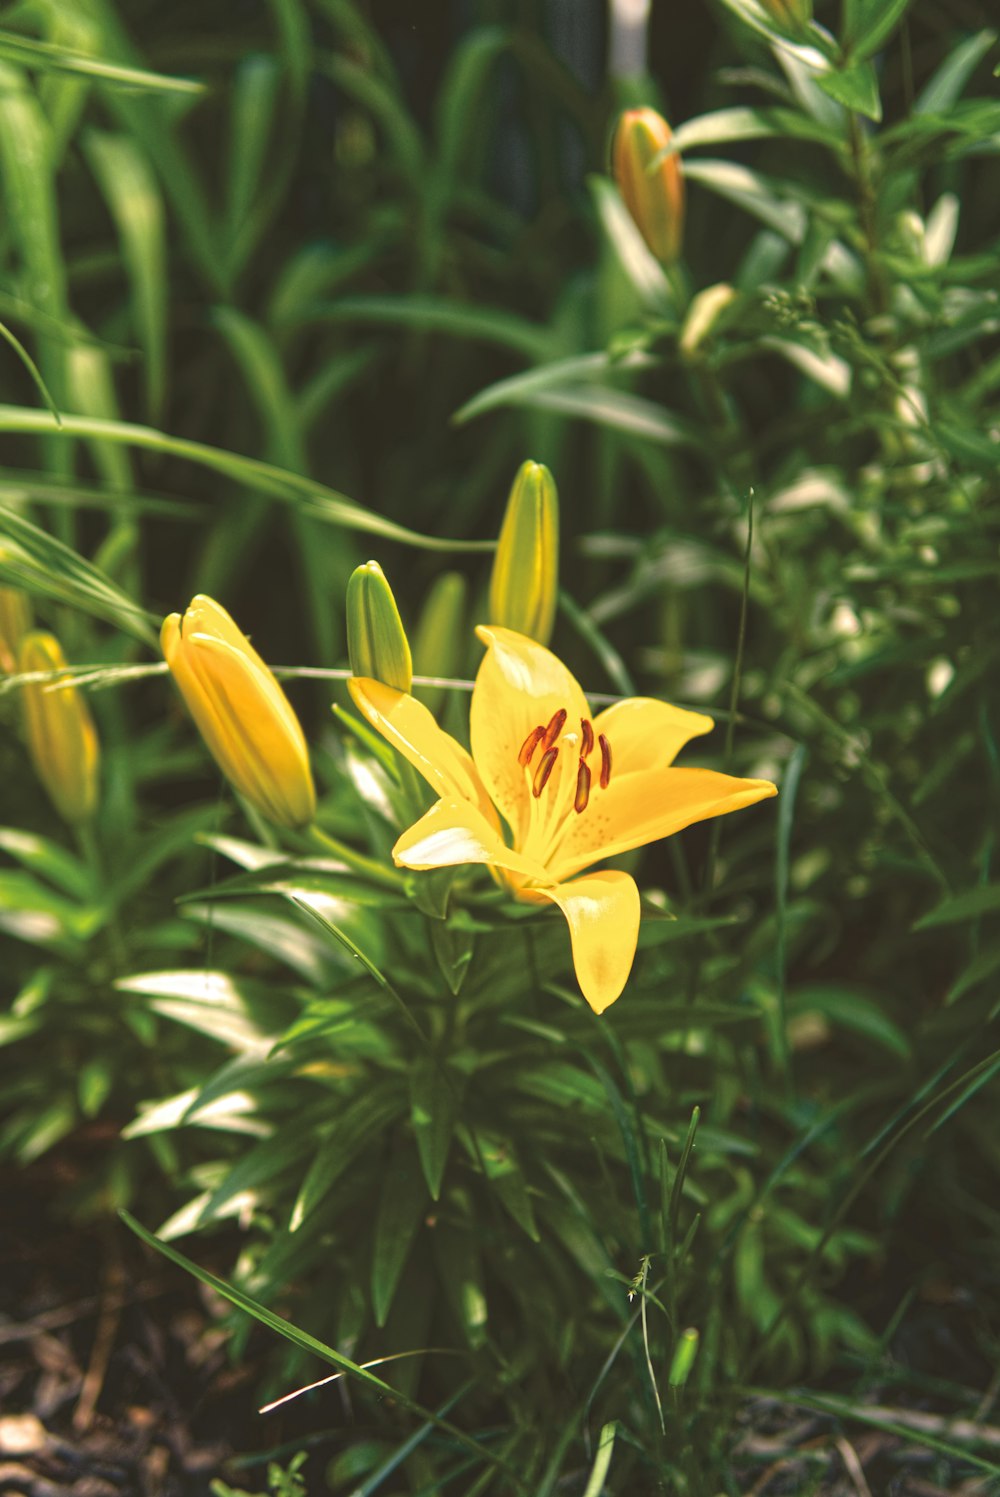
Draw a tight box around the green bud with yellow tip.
[759,0,812,31]
[18,631,100,824]
[612,107,685,267]
[489,461,559,647]
[0,586,32,674]
[161,595,315,829]
[412,571,467,715]
[347,561,412,693]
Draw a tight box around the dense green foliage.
[1,1,999,1492]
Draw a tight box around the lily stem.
[302,822,406,889]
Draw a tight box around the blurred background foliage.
[1,0,999,1491]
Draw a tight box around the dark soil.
[0,1164,319,1497]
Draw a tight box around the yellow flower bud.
[161,595,315,829]
[612,107,685,266]
[412,571,467,715]
[488,461,559,647]
[18,631,100,824]
[0,586,32,674]
[346,561,412,692]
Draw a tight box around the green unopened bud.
[0,586,32,674]
[347,561,412,692]
[489,461,559,647]
[759,0,812,31]
[19,631,100,824]
[612,107,685,266]
[412,571,467,715]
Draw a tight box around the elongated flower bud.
[612,107,685,266]
[0,586,32,674]
[347,561,412,692]
[412,571,466,715]
[19,631,100,823]
[489,461,559,647]
[161,595,315,829]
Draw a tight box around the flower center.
[517,710,612,814]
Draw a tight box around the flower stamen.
[540,707,567,751]
[599,733,612,789]
[532,746,558,797]
[518,725,545,766]
[580,717,594,757]
[574,759,591,814]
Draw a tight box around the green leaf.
[119,1211,526,1490]
[844,0,913,62]
[432,1224,488,1347]
[453,349,655,428]
[683,160,807,241]
[915,884,1000,929]
[0,870,103,948]
[464,1130,540,1241]
[672,106,838,150]
[816,60,882,121]
[84,131,167,421]
[588,175,672,314]
[290,1083,403,1231]
[915,29,997,115]
[311,294,552,361]
[371,1146,430,1326]
[0,827,90,898]
[0,407,491,553]
[787,983,911,1057]
[116,969,291,1051]
[0,28,203,93]
[0,503,155,644]
[410,1060,461,1200]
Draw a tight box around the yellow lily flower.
[349,626,777,1014]
[161,595,316,829]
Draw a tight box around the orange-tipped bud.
[612,107,685,266]
[161,595,315,829]
[18,631,100,824]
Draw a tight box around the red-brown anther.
[598,733,612,789]
[540,707,567,751]
[574,759,591,814]
[532,746,559,798]
[580,717,594,757]
[518,724,545,767]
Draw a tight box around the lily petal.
[348,677,494,823]
[592,697,714,773]
[546,766,778,884]
[393,798,552,882]
[528,870,640,1014]
[471,625,589,850]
